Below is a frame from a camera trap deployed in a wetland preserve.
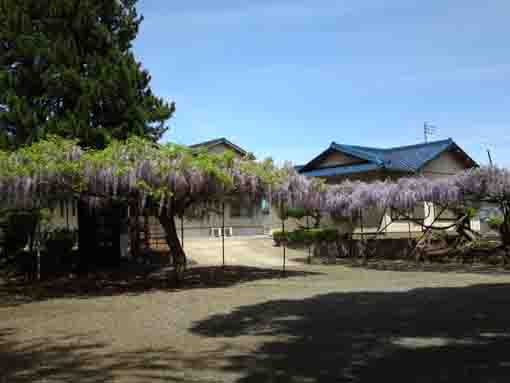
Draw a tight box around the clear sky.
[134,0,510,166]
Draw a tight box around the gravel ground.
[2,237,510,382]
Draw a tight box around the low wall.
[312,238,418,260]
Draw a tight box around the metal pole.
[487,149,494,167]
[222,201,225,267]
[408,217,413,258]
[359,209,365,260]
[282,215,286,275]
[359,209,365,239]
[36,220,41,281]
[306,216,311,264]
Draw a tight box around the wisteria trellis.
[1,136,510,246]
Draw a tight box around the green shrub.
[272,230,289,243]
[465,207,478,220]
[275,228,340,244]
[487,217,504,230]
[308,228,339,242]
[286,208,307,220]
[288,229,307,243]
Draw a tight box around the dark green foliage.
[288,229,308,243]
[0,0,174,149]
[286,208,306,220]
[45,228,75,255]
[311,228,339,242]
[280,207,322,229]
[3,212,37,254]
[272,230,288,244]
[273,228,340,245]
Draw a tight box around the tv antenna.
[424,122,436,143]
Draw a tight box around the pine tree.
[0,0,174,149]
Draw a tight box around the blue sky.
[134,0,510,166]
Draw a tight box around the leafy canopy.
[0,0,174,149]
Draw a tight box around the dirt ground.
[3,237,510,382]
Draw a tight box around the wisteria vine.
[1,137,510,238]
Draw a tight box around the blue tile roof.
[299,138,477,177]
[299,163,381,177]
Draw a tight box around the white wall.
[48,200,78,230]
[421,151,468,178]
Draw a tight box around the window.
[261,199,271,215]
[391,204,426,221]
[391,209,413,221]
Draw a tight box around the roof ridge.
[332,138,453,153]
[381,138,453,152]
[332,143,381,152]
[330,143,385,166]
[189,137,227,147]
[188,137,248,156]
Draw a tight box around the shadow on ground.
[0,265,318,308]
[191,283,510,383]
[3,284,510,382]
[0,327,230,383]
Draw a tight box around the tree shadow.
[4,283,510,382]
[0,329,114,383]
[0,327,233,383]
[191,283,510,382]
[0,265,319,308]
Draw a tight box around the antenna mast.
[424,122,436,143]
[487,149,494,167]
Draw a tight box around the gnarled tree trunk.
[158,208,186,283]
[129,201,141,260]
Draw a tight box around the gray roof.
[189,138,248,156]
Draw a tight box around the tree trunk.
[77,198,97,273]
[158,211,186,283]
[312,211,321,228]
[129,202,141,260]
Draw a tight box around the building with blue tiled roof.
[296,139,480,237]
[298,138,477,182]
